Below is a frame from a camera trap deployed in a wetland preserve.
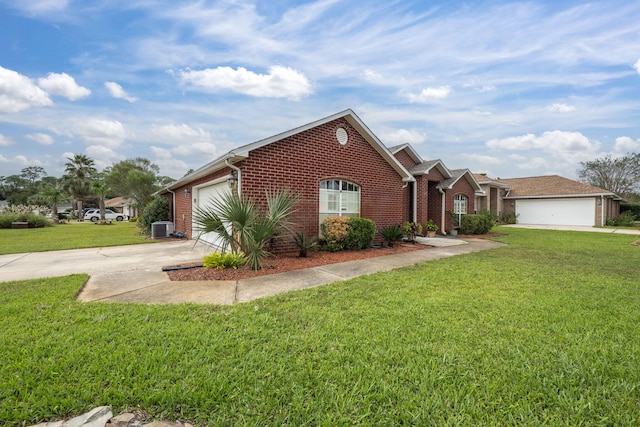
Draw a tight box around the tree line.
[577,152,640,202]
[0,155,174,222]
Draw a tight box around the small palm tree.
[193,190,298,270]
[91,181,110,222]
[29,184,69,224]
[64,154,96,219]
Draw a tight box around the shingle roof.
[499,175,616,198]
[437,169,484,193]
[473,173,510,188]
[409,159,449,176]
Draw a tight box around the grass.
[1,227,640,426]
[0,221,153,255]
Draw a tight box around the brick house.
[158,110,495,251]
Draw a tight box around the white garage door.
[192,181,230,250]
[516,198,595,226]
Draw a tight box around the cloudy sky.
[1,0,639,181]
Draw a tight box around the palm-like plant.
[64,154,96,219]
[29,184,69,224]
[91,181,110,222]
[193,190,298,270]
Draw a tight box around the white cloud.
[179,65,312,100]
[408,86,451,103]
[151,123,213,143]
[487,130,600,167]
[85,145,121,171]
[172,142,218,157]
[0,133,13,146]
[0,66,52,113]
[72,118,126,148]
[38,72,91,100]
[26,133,55,145]
[150,146,189,177]
[6,0,68,15]
[613,136,640,153]
[634,59,640,75]
[545,103,576,113]
[517,157,549,170]
[104,82,137,103]
[381,128,427,145]
[461,153,502,166]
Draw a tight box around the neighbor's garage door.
[192,181,230,249]
[516,198,595,226]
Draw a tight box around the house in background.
[105,197,138,219]
[498,175,621,226]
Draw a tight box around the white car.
[83,209,125,222]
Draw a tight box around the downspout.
[439,188,446,233]
[225,158,242,197]
[166,188,176,228]
[413,181,417,224]
[601,195,605,226]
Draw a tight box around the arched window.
[319,180,360,224]
[453,194,468,227]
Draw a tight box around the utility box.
[151,221,175,239]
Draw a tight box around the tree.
[21,166,46,186]
[192,190,298,270]
[29,184,69,224]
[91,180,110,222]
[577,153,640,198]
[63,154,97,219]
[104,158,169,212]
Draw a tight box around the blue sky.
[1,0,639,181]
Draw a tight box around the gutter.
[439,188,446,233]
[225,158,242,197]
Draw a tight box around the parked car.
[83,209,125,222]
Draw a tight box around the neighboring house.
[157,109,415,252]
[498,175,621,226]
[105,197,137,218]
[390,143,484,232]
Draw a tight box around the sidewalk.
[502,224,640,235]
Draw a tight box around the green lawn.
[0,221,154,255]
[1,227,639,426]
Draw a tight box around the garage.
[192,180,230,249]
[516,198,595,226]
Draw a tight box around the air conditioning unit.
[151,221,175,239]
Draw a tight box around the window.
[319,180,360,224]
[453,194,468,227]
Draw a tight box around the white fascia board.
[504,193,615,199]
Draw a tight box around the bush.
[203,252,248,269]
[498,212,518,225]
[608,211,636,227]
[343,217,376,250]
[321,216,376,251]
[138,197,169,234]
[129,217,138,223]
[621,203,640,219]
[293,230,318,257]
[460,213,493,235]
[0,212,50,228]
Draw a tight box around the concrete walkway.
[502,224,640,235]
[0,237,502,305]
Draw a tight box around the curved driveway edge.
[0,238,504,305]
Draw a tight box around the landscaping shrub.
[293,230,318,257]
[343,217,376,250]
[460,213,493,234]
[498,212,518,224]
[378,224,404,247]
[203,252,247,269]
[321,216,376,250]
[138,197,169,234]
[0,212,50,228]
[621,203,640,219]
[607,211,636,227]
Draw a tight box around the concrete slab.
[236,268,342,302]
[415,236,468,247]
[100,280,237,304]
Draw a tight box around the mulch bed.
[166,243,427,281]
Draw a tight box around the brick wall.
[171,117,406,253]
[445,178,477,230]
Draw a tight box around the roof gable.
[389,143,423,164]
[163,109,414,191]
[499,175,617,198]
[410,159,452,178]
[437,169,484,193]
[473,173,510,188]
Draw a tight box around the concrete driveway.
[502,224,640,235]
[0,237,504,305]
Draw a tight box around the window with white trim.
[453,194,468,227]
[319,180,360,224]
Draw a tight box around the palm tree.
[91,181,110,222]
[64,154,96,220]
[29,184,69,224]
[193,190,298,270]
